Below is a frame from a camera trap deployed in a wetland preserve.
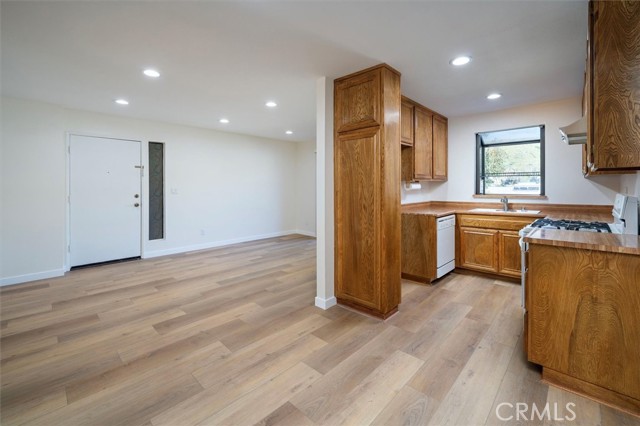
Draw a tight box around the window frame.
[475,125,545,196]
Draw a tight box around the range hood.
[559,116,587,145]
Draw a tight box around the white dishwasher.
[436,215,456,278]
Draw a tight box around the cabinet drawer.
[458,214,536,231]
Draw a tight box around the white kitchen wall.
[620,172,640,198]
[402,97,622,206]
[294,142,316,236]
[1,96,305,285]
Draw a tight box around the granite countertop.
[524,228,640,256]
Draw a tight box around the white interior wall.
[1,96,308,285]
[294,142,316,236]
[620,172,640,198]
[402,97,622,206]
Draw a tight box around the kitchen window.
[475,125,545,196]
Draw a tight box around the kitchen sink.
[470,208,540,214]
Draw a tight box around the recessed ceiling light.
[219,118,229,124]
[143,69,160,78]
[265,101,277,108]
[285,130,293,135]
[487,93,502,100]
[450,56,471,66]
[115,99,129,105]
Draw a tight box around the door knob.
[134,203,140,207]
[134,194,139,198]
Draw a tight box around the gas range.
[528,218,612,233]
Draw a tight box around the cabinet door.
[498,231,521,278]
[528,244,640,401]
[401,213,437,282]
[413,106,433,180]
[591,0,640,170]
[401,100,414,146]
[334,70,381,133]
[432,115,448,180]
[459,227,498,273]
[335,127,381,310]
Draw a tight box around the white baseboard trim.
[295,230,317,238]
[0,269,65,287]
[315,296,337,310]
[1,231,314,286]
[143,230,300,259]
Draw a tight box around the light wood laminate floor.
[1,235,639,426]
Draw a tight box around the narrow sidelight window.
[148,142,165,240]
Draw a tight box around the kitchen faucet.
[500,196,509,211]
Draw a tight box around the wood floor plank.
[0,386,67,426]
[402,301,472,361]
[426,335,515,426]
[321,350,424,425]
[1,235,633,426]
[290,325,414,425]
[191,314,330,388]
[371,386,439,426]
[194,362,322,426]
[408,317,488,401]
[255,401,316,426]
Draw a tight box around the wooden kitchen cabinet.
[583,0,640,174]
[527,243,640,414]
[400,98,414,146]
[401,213,437,283]
[457,214,536,279]
[334,64,401,319]
[413,106,434,180]
[459,227,498,273]
[498,231,521,278]
[400,97,448,182]
[432,114,448,180]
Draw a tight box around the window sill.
[473,194,548,200]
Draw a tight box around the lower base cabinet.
[459,227,498,273]
[457,214,537,279]
[527,243,640,415]
[401,213,437,283]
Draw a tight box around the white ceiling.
[1,1,588,144]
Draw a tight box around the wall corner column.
[315,77,336,309]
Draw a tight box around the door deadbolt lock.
[134,203,140,207]
[134,194,139,198]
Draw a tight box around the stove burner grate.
[530,218,612,233]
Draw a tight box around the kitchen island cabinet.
[525,236,640,416]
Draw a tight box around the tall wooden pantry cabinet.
[334,64,402,319]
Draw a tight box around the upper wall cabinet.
[401,98,415,146]
[401,97,448,182]
[583,0,640,175]
[335,71,381,133]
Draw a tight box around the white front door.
[69,135,142,267]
